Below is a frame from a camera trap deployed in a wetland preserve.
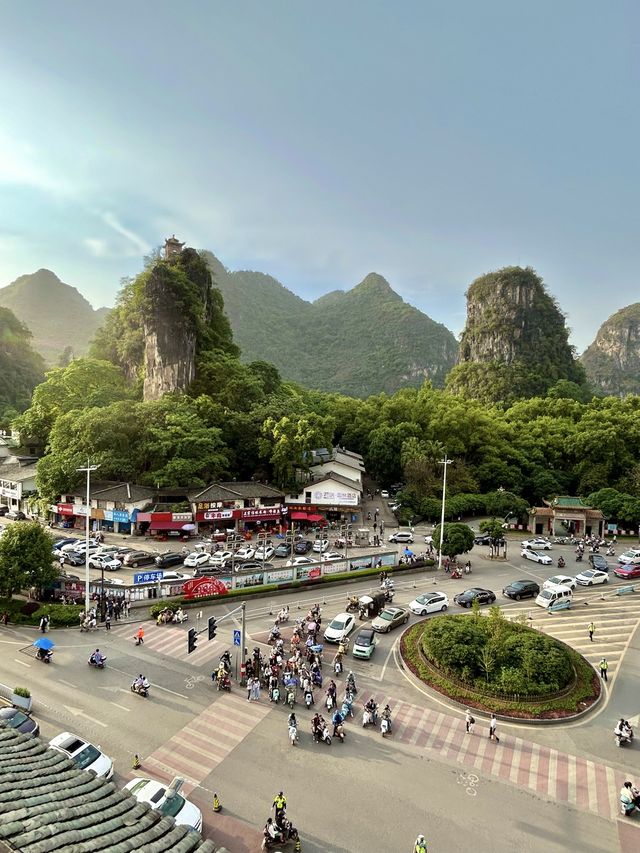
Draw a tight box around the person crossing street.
[599,658,608,682]
[588,621,595,642]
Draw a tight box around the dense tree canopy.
[0,522,57,597]
[0,307,45,422]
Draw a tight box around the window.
[305,492,311,504]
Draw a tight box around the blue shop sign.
[113,509,130,523]
[134,570,164,584]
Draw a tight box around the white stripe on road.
[58,679,77,689]
[13,659,31,668]
[110,702,130,712]
[107,664,189,699]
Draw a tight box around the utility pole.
[76,458,100,614]
[437,456,452,572]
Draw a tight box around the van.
[535,583,573,609]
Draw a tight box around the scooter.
[315,724,331,745]
[334,722,345,742]
[88,655,106,668]
[450,570,462,579]
[270,686,281,703]
[575,553,583,562]
[286,688,296,709]
[288,724,298,746]
[36,649,53,664]
[216,673,231,692]
[381,716,392,736]
[362,706,378,727]
[614,724,634,747]
[131,680,149,698]
[304,690,314,709]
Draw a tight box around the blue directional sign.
[133,570,164,584]
[233,629,241,646]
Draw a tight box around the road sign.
[133,570,164,584]
[233,629,241,646]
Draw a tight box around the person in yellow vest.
[588,622,595,642]
[272,791,287,819]
[599,658,608,682]
[414,834,427,852]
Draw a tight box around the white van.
[535,583,573,609]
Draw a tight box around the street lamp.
[76,458,100,614]
[437,456,452,572]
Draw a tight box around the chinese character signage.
[240,506,282,520]
[133,570,164,584]
[311,490,359,506]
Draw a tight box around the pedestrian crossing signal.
[208,616,217,641]
[187,627,198,654]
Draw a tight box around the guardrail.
[547,599,572,613]
[615,584,636,596]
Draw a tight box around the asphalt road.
[2,535,640,852]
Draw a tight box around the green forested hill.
[0,306,45,418]
[202,252,458,396]
[0,269,107,365]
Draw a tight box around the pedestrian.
[599,658,608,681]
[105,613,111,631]
[251,677,261,701]
[247,677,253,701]
[39,614,49,633]
[273,791,287,818]
[588,621,595,642]
[465,709,475,733]
[489,713,499,742]
[114,601,121,621]
[135,626,144,645]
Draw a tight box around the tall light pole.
[437,456,452,572]
[77,459,100,614]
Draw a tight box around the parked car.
[352,628,377,659]
[323,612,357,643]
[312,539,329,553]
[60,540,99,554]
[543,575,577,590]
[321,551,343,562]
[380,490,390,499]
[49,732,113,779]
[88,554,122,572]
[96,545,122,556]
[388,531,414,544]
[235,560,274,572]
[294,540,313,555]
[285,556,315,567]
[57,551,86,567]
[409,591,449,616]
[371,606,410,632]
[125,777,202,831]
[53,538,79,550]
[274,543,291,558]
[453,588,497,608]
[160,570,193,582]
[254,545,275,561]
[183,552,211,568]
[154,552,185,569]
[574,568,608,586]
[210,550,234,566]
[0,705,39,736]
[234,546,255,561]
[521,548,553,565]
[522,538,552,550]
[617,549,640,565]
[123,550,156,568]
[502,579,540,601]
[4,510,26,521]
[0,505,9,516]
[613,563,640,580]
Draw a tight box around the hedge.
[0,597,83,628]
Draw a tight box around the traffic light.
[187,627,198,654]
[208,616,217,641]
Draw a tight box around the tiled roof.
[530,507,553,516]
[0,462,38,483]
[552,496,587,508]
[189,482,283,502]
[310,471,362,492]
[0,724,218,853]
[92,483,155,503]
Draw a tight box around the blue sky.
[0,1,637,350]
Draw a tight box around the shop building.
[189,481,285,535]
[285,471,362,526]
[0,457,38,516]
[51,481,155,534]
[529,495,605,538]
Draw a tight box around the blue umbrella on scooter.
[33,636,55,662]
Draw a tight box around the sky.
[0,0,637,351]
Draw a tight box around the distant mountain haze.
[0,269,108,365]
[200,251,458,397]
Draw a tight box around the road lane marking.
[107,664,189,699]
[58,679,77,689]
[63,705,108,728]
[13,659,31,668]
[110,702,130,712]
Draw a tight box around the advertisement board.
[182,577,229,598]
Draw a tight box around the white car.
[543,575,577,591]
[96,545,122,556]
[160,570,193,582]
[254,545,275,561]
[210,550,233,566]
[388,531,414,544]
[235,546,255,561]
[125,777,202,831]
[60,540,99,554]
[323,612,356,643]
[285,556,315,567]
[312,539,329,553]
[522,538,552,550]
[618,549,640,565]
[321,551,343,562]
[183,551,210,568]
[521,548,552,565]
[409,591,449,616]
[574,569,608,586]
[49,732,113,779]
[380,490,390,499]
[88,554,122,572]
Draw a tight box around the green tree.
[0,522,57,597]
[484,490,529,521]
[0,307,45,419]
[259,413,335,487]
[432,522,475,560]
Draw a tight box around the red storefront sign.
[57,504,75,515]
[240,506,282,520]
[182,577,228,599]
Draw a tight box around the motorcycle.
[219,651,232,673]
[575,552,583,562]
[36,649,53,664]
[362,705,378,727]
[269,626,281,642]
[450,569,462,579]
[346,596,359,613]
[131,678,150,698]
[606,548,615,557]
[346,673,357,695]
[88,655,106,669]
[557,557,566,568]
[286,688,296,709]
[334,722,345,742]
[614,722,634,747]
[314,723,331,745]
[288,724,298,746]
[304,690,314,709]
[341,698,354,719]
[326,693,334,711]
[270,686,281,703]
[381,716,392,736]
[216,672,231,692]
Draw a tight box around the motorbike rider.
[346,671,357,693]
[332,708,345,736]
[36,647,52,662]
[364,698,378,724]
[219,651,231,672]
[132,674,149,694]
[287,711,297,729]
[326,679,337,704]
[381,704,392,733]
[620,781,640,810]
[557,556,566,568]
[264,817,283,844]
[414,834,427,852]
[615,718,634,744]
[311,712,323,741]
[90,648,105,666]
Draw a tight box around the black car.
[0,706,39,736]
[502,580,540,601]
[453,588,497,608]
[274,543,291,558]
[123,550,156,568]
[294,541,313,555]
[60,551,85,567]
[588,554,609,572]
[474,533,506,547]
[154,552,185,569]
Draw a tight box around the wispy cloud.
[0,130,72,195]
[102,212,151,255]
[83,237,109,257]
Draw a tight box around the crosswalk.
[132,693,271,795]
[501,587,640,682]
[357,690,633,823]
[108,621,227,667]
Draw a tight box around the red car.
[613,564,640,580]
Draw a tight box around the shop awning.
[307,514,325,522]
[290,511,308,520]
[149,521,193,531]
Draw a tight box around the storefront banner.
[182,577,228,598]
[203,509,236,521]
[240,506,282,520]
[322,562,348,575]
[57,504,75,515]
[311,490,359,506]
[172,512,193,522]
[265,568,294,583]
[113,509,130,523]
[295,565,322,582]
[74,504,90,516]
